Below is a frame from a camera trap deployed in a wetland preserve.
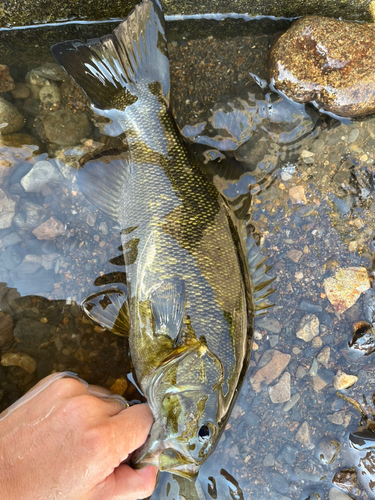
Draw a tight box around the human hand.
[0,372,158,500]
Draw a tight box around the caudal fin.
[51,0,169,110]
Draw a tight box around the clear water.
[0,15,374,500]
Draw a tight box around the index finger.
[106,404,154,461]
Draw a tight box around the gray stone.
[13,201,47,231]
[256,317,282,334]
[283,392,300,412]
[42,110,92,146]
[296,314,319,342]
[32,63,67,82]
[309,357,318,377]
[14,317,51,347]
[269,334,279,347]
[0,188,16,229]
[0,231,21,248]
[39,84,61,106]
[270,472,289,495]
[20,160,63,192]
[263,452,276,466]
[328,487,352,500]
[269,372,291,403]
[25,68,51,87]
[0,98,24,135]
[348,128,360,143]
[299,300,322,313]
[316,438,341,464]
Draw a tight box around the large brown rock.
[269,16,375,117]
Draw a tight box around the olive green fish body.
[51,0,272,479]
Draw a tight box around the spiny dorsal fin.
[82,286,130,336]
[51,0,169,110]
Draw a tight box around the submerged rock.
[0,98,24,134]
[333,370,358,390]
[269,17,375,117]
[324,267,370,313]
[1,352,37,374]
[0,188,16,228]
[332,468,360,495]
[0,64,14,93]
[20,160,63,192]
[32,216,66,240]
[41,109,92,146]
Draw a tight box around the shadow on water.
[0,13,375,500]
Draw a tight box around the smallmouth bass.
[52,0,273,480]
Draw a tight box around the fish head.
[132,341,225,479]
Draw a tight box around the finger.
[108,404,154,458]
[87,384,113,397]
[97,464,158,500]
[92,395,129,418]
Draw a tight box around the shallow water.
[0,14,374,500]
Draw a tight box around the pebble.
[324,267,370,314]
[316,438,341,464]
[296,366,307,379]
[41,110,92,146]
[289,185,306,204]
[39,84,61,106]
[269,17,375,117]
[25,68,52,87]
[333,370,358,390]
[309,358,318,377]
[299,300,322,313]
[21,160,63,192]
[269,472,289,495]
[329,487,352,500]
[109,377,128,396]
[99,221,108,235]
[1,232,21,248]
[287,249,303,263]
[32,216,66,240]
[283,392,300,412]
[317,346,330,368]
[0,64,14,92]
[263,452,276,466]
[14,317,51,347]
[11,83,30,99]
[313,376,327,392]
[0,98,24,134]
[0,311,13,347]
[0,188,16,229]
[32,63,67,82]
[13,200,47,231]
[332,469,360,495]
[327,411,345,425]
[1,352,37,374]
[311,336,322,348]
[256,317,282,334]
[269,372,291,403]
[348,129,360,143]
[250,350,291,392]
[295,421,313,447]
[296,314,319,342]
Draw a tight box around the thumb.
[95,464,158,500]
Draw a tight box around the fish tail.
[51,0,170,111]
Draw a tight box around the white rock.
[21,160,63,192]
[333,370,358,390]
[269,372,291,403]
[0,188,16,229]
[296,314,320,342]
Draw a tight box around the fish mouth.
[133,445,200,480]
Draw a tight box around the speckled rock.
[269,17,375,118]
[32,216,66,240]
[250,350,291,392]
[317,346,330,368]
[324,267,370,313]
[296,314,319,342]
[295,421,313,447]
[1,352,37,374]
[41,110,92,146]
[0,98,24,134]
[334,370,358,390]
[39,84,61,106]
[332,468,360,495]
[0,188,16,229]
[0,64,14,92]
[269,372,291,403]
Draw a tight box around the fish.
[51,0,274,480]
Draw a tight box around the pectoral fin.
[82,286,130,336]
[149,278,186,340]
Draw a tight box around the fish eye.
[198,424,211,441]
